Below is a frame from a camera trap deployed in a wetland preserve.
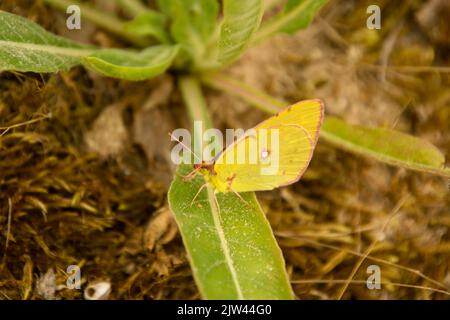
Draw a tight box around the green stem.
[43,0,151,47]
[114,0,149,17]
[178,75,214,161]
[201,73,285,114]
[252,0,310,44]
[178,75,213,130]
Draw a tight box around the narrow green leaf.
[218,0,264,65]
[157,0,219,62]
[123,11,170,43]
[168,165,294,300]
[175,76,293,299]
[321,117,450,177]
[254,0,328,42]
[281,0,328,33]
[0,10,93,73]
[82,45,179,81]
[202,73,450,177]
[0,10,177,81]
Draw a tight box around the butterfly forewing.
[257,99,323,143]
[212,125,313,192]
[211,99,324,193]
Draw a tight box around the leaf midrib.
[0,40,95,57]
[207,185,244,299]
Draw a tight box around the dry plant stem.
[275,235,448,291]
[1,198,12,266]
[252,0,310,44]
[362,63,450,73]
[43,0,150,47]
[0,114,51,130]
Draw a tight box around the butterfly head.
[193,162,216,176]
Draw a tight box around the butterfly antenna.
[176,168,200,181]
[168,132,202,163]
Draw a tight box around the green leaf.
[168,165,294,300]
[281,0,328,33]
[157,0,219,62]
[0,10,93,73]
[321,117,450,177]
[123,11,170,43]
[218,0,264,65]
[254,0,328,42]
[82,45,179,81]
[0,10,178,80]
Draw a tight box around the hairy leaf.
[123,11,170,43]
[0,10,92,73]
[82,45,179,81]
[255,0,328,42]
[218,0,264,65]
[321,117,450,177]
[157,0,219,62]
[168,165,294,300]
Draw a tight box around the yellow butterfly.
[181,99,324,194]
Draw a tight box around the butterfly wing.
[211,100,324,193]
[257,99,323,143]
[211,125,312,192]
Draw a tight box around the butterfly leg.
[190,182,208,207]
[177,168,199,182]
[229,189,251,208]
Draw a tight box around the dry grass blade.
[336,196,409,299]
[276,235,448,291]
[0,113,51,131]
[291,280,450,297]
